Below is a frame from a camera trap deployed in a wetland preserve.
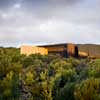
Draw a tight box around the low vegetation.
[0,47,100,100]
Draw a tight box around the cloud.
[13,3,21,9]
[49,0,82,5]
[0,0,100,47]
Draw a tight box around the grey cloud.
[49,0,83,5]
[0,0,100,47]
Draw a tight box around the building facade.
[20,43,78,58]
[40,43,78,58]
[21,45,48,56]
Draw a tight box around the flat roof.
[39,43,75,47]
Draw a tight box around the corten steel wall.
[21,45,48,56]
[67,44,78,57]
[40,43,78,58]
[42,45,68,57]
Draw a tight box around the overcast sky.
[0,0,100,47]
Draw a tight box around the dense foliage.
[0,47,100,100]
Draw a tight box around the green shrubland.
[0,47,100,100]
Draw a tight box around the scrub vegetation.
[0,47,100,100]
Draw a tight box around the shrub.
[74,78,100,100]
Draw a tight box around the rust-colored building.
[40,43,78,58]
[20,43,78,58]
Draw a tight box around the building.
[40,43,78,58]
[20,45,48,56]
[20,43,78,58]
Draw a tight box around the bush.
[74,78,100,100]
